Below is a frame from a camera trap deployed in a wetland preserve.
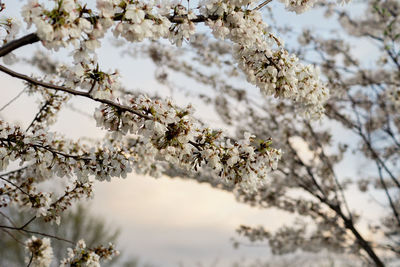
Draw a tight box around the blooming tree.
[1,0,396,266]
[130,1,398,266]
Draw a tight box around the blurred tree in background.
[0,204,150,266]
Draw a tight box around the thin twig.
[0,88,26,112]
[19,216,37,231]
[304,120,353,220]
[0,137,92,161]
[0,211,18,227]
[26,252,34,267]
[328,106,400,189]
[0,64,150,119]
[0,175,30,196]
[0,166,31,197]
[25,100,51,132]
[253,0,273,11]
[0,224,74,244]
[282,134,384,267]
[376,163,400,227]
[1,228,25,245]
[0,166,29,177]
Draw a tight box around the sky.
[0,0,386,266]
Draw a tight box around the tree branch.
[0,224,74,244]
[284,135,384,267]
[0,13,218,58]
[19,216,37,231]
[0,33,39,57]
[0,64,151,119]
[0,137,92,162]
[377,163,400,227]
[0,210,18,228]
[0,64,205,151]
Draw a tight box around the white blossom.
[25,236,53,267]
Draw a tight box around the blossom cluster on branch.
[14,0,331,117]
[25,236,118,267]
[0,120,132,182]
[0,119,129,224]
[60,239,118,267]
[25,236,53,267]
[95,95,281,190]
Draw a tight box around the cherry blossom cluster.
[199,0,329,117]
[43,181,93,224]
[0,120,132,182]
[22,0,100,50]
[58,60,121,100]
[200,0,266,45]
[24,52,281,190]
[237,217,350,255]
[0,17,20,42]
[0,119,129,221]
[278,0,319,14]
[24,236,118,267]
[23,191,52,217]
[279,0,351,14]
[25,236,53,267]
[0,16,21,64]
[0,163,93,224]
[234,45,329,118]
[26,89,70,131]
[107,0,175,44]
[21,0,173,49]
[18,0,331,118]
[60,239,119,267]
[3,53,279,191]
[95,95,281,191]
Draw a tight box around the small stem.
[0,64,151,120]
[0,224,74,244]
[1,228,25,245]
[26,252,34,267]
[0,88,26,112]
[26,100,51,132]
[377,163,400,227]
[253,0,273,11]
[0,175,30,196]
[19,216,36,230]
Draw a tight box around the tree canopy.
[0,0,399,266]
